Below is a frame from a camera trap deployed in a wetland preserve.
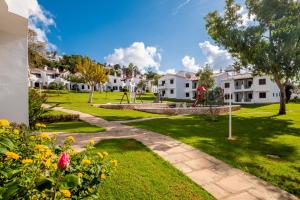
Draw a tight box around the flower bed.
[0,119,117,199]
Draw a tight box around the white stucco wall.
[0,0,29,124]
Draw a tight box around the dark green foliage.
[48,82,65,90]
[28,89,47,129]
[205,0,300,114]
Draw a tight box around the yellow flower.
[0,119,10,127]
[52,163,58,170]
[100,173,106,180]
[89,139,95,145]
[44,149,53,158]
[67,136,75,143]
[70,148,78,156]
[22,159,33,164]
[81,159,92,166]
[60,189,71,198]
[29,135,36,140]
[110,160,118,168]
[43,159,52,168]
[5,151,20,160]
[102,152,108,157]
[40,133,50,140]
[35,123,46,129]
[77,172,83,178]
[34,144,48,151]
[97,152,104,159]
[13,129,20,135]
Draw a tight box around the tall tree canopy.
[76,57,109,103]
[197,65,215,90]
[28,29,48,68]
[205,0,300,114]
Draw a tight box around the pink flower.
[58,152,70,170]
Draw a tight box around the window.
[35,74,41,78]
[193,82,197,89]
[235,82,239,86]
[170,79,174,84]
[276,93,279,97]
[186,92,190,97]
[225,83,230,88]
[259,79,266,85]
[114,79,117,83]
[273,93,274,97]
[259,92,266,98]
[170,89,174,94]
[82,85,84,90]
[185,83,190,88]
[162,90,166,96]
[224,94,233,100]
[162,81,165,86]
[248,93,253,99]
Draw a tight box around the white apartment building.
[29,67,69,88]
[158,71,228,100]
[222,73,280,104]
[158,71,199,100]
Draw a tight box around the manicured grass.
[41,109,70,116]
[128,104,300,196]
[93,139,214,200]
[44,121,105,133]
[46,91,167,121]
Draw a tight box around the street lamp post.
[225,67,235,140]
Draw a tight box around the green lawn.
[41,109,70,117]
[128,104,300,196]
[44,121,105,133]
[93,139,214,200]
[46,91,167,121]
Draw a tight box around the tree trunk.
[88,86,94,103]
[274,75,286,115]
[279,86,286,115]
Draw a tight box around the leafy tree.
[75,57,109,103]
[28,89,47,129]
[197,65,215,90]
[28,29,48,68]
[145,67,158,80]
[205,0,300,114]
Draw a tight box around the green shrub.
[29,89,47,129]
[290,97,300,103]
[0,120,117,199]
[38,114,80,123]
[48,82,65,90]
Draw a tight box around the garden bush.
[29,89,47,129]
[38,114,80,123]
[48,82,65,90]
[0,120,117,199]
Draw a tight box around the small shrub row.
[38,114,80,123]
[289,97,300,103]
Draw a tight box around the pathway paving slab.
[45,105,298,200]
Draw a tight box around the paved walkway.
[46,105,297,200]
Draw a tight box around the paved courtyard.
[46,105,298,200]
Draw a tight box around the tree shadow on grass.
[94,139,147,153]
[130,115,300,196]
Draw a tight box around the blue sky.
[34,0,245,73]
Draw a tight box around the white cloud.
[157,68,176,75]
[28,0,56,50]
[199,41,234,70]
[237,6,255,27]
[105,42,162,72]
[182,56,200,72]
[173,0,192,15]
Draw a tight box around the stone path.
[45,105,298,200]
